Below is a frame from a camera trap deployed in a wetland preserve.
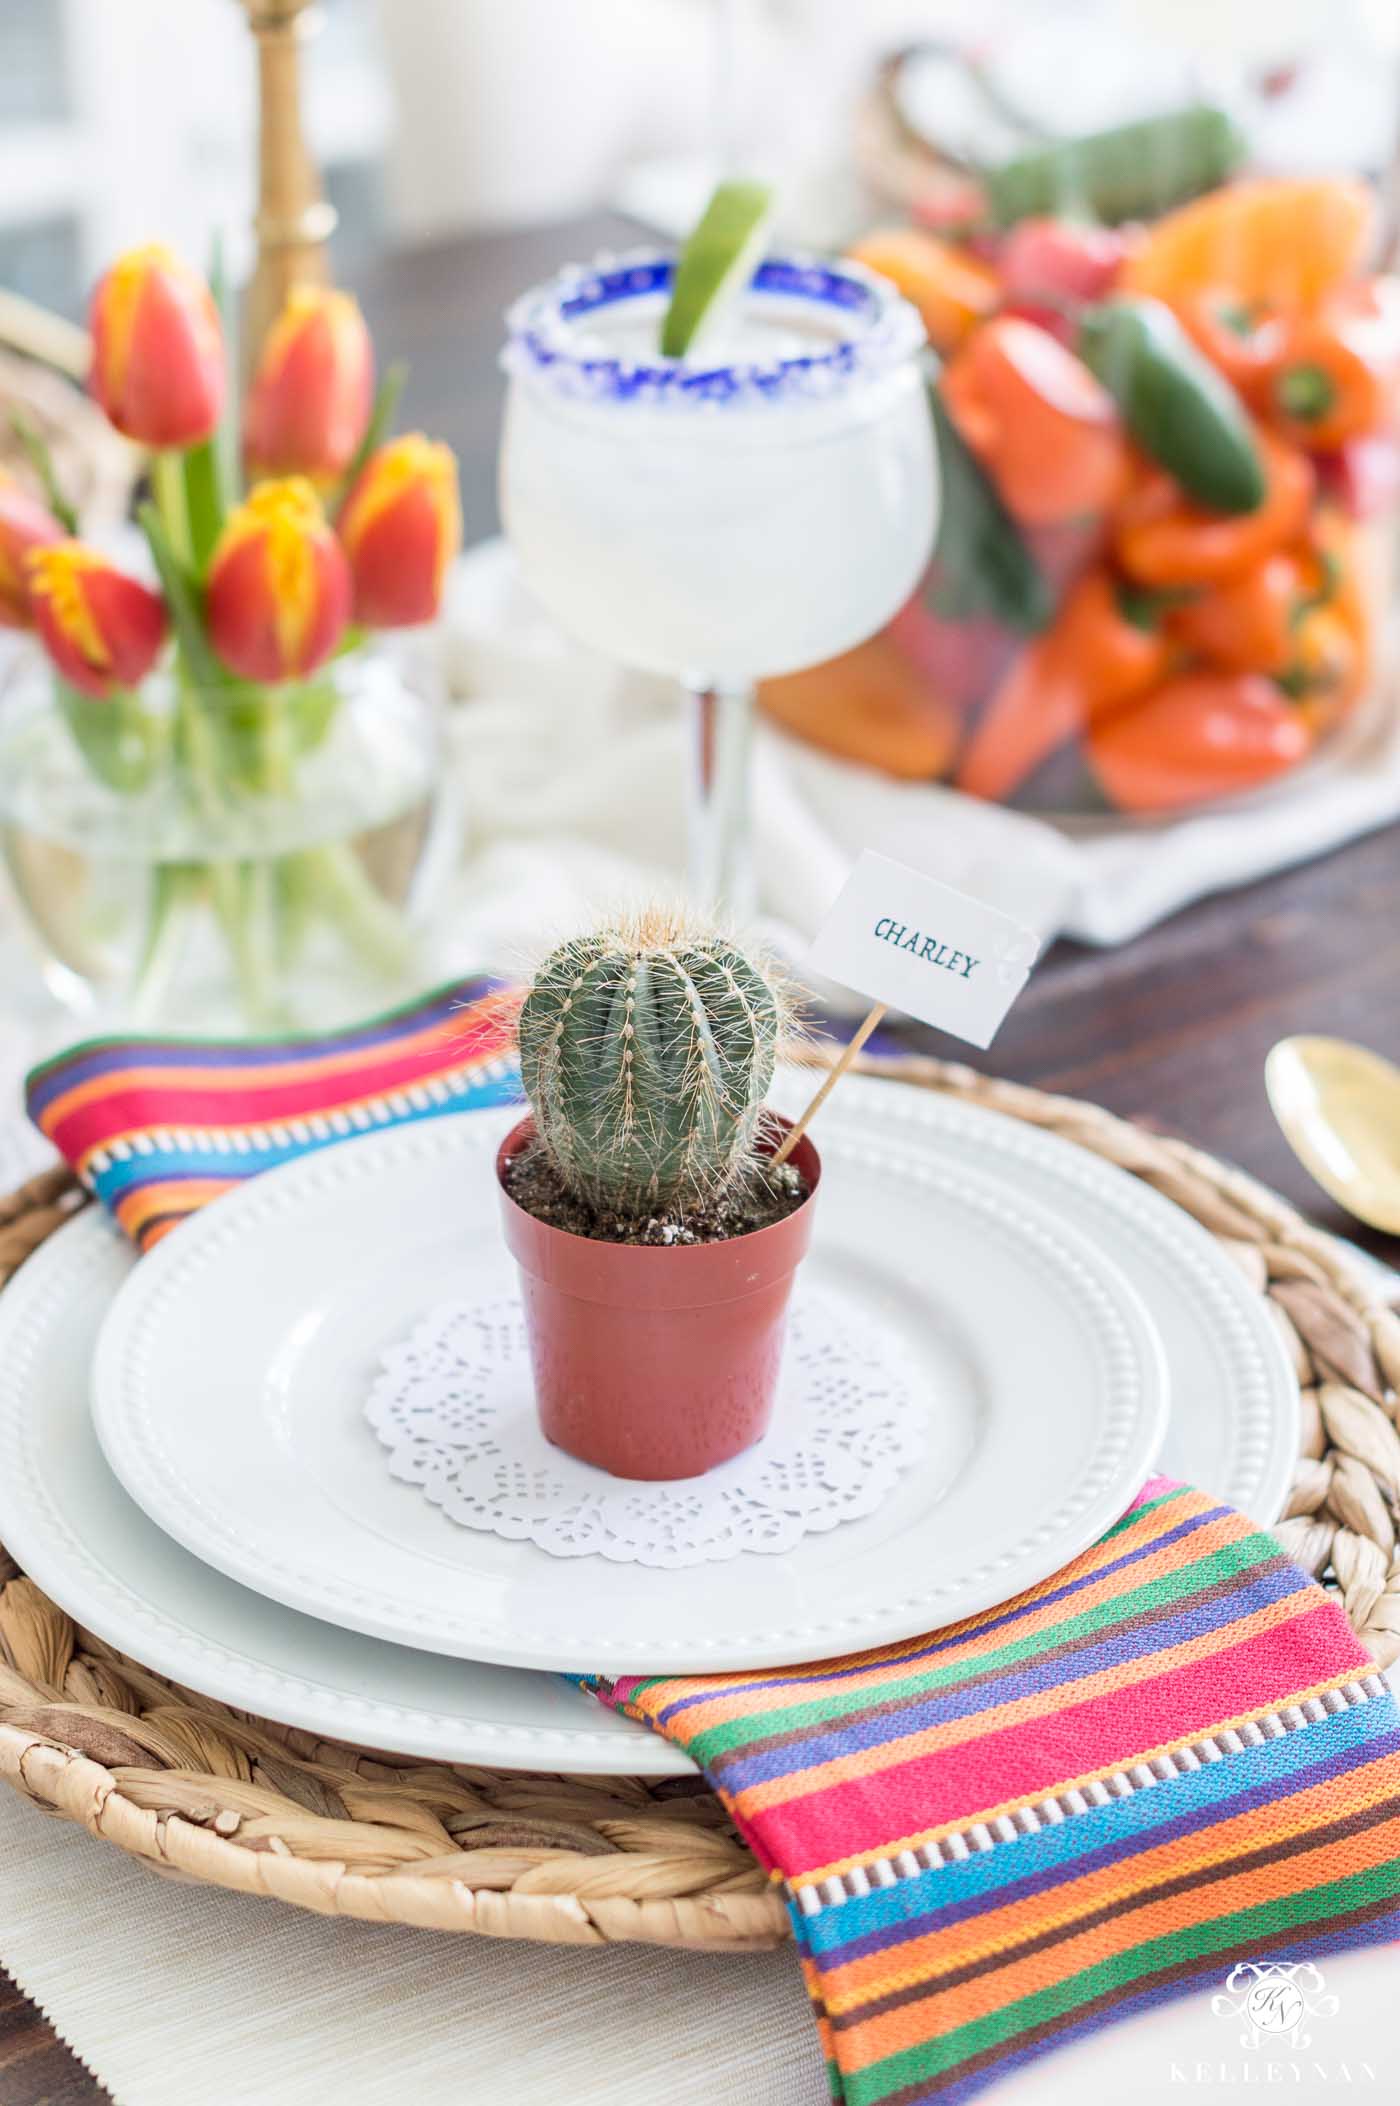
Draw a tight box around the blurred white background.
[1,0,1398,314]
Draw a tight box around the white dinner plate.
[91,1086,1173,1673]
[894,1084,1298,1515]
[0,1075,1295,1771]
[0,1214,686,1773]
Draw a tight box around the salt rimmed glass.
[499,251,937,915]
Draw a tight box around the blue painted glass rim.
[501,248,927,407]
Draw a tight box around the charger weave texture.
[3,1054,1400,1974]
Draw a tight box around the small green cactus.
[518,907,789,1218]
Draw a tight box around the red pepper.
[1087,672,1312,812]
[1114,429,1314,586]
[942,317,1129,526]
[1317,432,1400,519]
[1022,515,1109,596]
[956,570,1171,801]
[1169,553,1303,674]
[997,218,1128,307]
[888,594,1020,712]
[1172,290,1286,404]
[911,178,989,240]
[1000,299,1079,350]
[1268,280,1400,450]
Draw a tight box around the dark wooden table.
[4,209,1398,2103]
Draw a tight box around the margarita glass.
[500,252,937,912]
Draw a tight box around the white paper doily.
[365,1293,926,1567]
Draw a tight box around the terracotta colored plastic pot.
[496,1115,821,1480]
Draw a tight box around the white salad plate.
[0,1075,1295,1770]
[90,1082,1177,1674]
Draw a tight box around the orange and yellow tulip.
[206,478,351,682]
[0,474,64,627]
[89,244,224,450]
[26,542,168,697]
[338,435,461,627]
[245,286,374,482]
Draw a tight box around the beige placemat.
[0,1785,820,2106]
[6,1777,1397,2105]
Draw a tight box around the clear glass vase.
[0,642,449,1033]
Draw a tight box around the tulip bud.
[26,542,168,698]
[206,478,351,682]
[0,474,65,627]
[338,435,461,627]
[89,243,224,449]
[245,286,374,482]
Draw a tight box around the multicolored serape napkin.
[25,992,1400,2102]
[584,1479,1400,2103]
[25,977,519,1248]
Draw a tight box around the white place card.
[806,851,1041,1050]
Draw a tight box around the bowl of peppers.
[761,116,1399,819]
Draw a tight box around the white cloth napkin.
[437,539,1400,966]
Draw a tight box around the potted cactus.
[497,909,820,1479]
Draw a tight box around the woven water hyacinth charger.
[3,1055,1400,1953]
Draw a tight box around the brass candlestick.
[240,0,338,364]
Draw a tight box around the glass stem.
[686,680,756,921]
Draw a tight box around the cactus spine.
[517,908,785,1217]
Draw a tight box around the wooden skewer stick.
[772,1004,887,1166]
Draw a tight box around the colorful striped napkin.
[25,986,1400,2102]
[26,977,520,1248]
[584,1480,1400,2102]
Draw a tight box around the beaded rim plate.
[0,1072,1293,1766]
[892,1085,1298,1517]
[0,1213,680,1773]
[90,1087,1172,1673]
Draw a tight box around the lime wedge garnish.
[660,178,774,360]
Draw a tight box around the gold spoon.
[1265,1036,1400,1235]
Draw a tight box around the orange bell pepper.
[1169,552,1302,673]
[759,626,962,781]
[1123,178,1374,315]
[1087,673,1312,813]
[1172,291,1285,403]
[941,317,1129,527]
[1114,429,1314,587]
[846,229,999,356]
[1268,280,1400,450]
[955,570,1171,801]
